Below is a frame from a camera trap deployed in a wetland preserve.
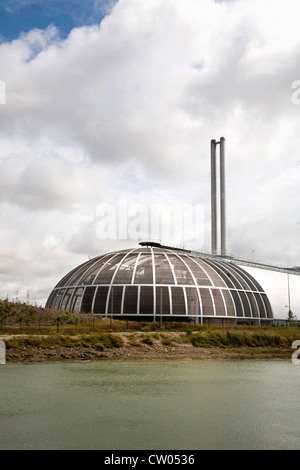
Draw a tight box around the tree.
[287,309,297,324]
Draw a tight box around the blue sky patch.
[0,0,116,42]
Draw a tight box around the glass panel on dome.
[94,286,109,314]
[66,259,99,286]
[246,292,259,318]
[167,255,194,285]
[199,288,214,316]
[113,254,138,284]
[220,269,242,289]
[254,293,266,318]
[230,290,243,317]
[211,289,226,316]
[137,248,152,253]
[81,286,96,313]
[182,257,212,286]
[133,254,153,284]
[154,254,175,284]
[221,289,235,316]
[46,290,56,308]
[139,286,154,315]
[229,265,258,291]
[108,286,123,314]
[251,276,265,292]
[185,287,200,316]
[60,288,73,311]
[53,289,65,310]
[200,260,226,287]
[171,286,186,315]
[156,286,170,315]
[70,287,84,312]
[81,255,112,285]
[239,291,251,317]
[239,268,264,292]
[204,260,235,288]
[123,286,138,314]
[56,266,79,288]
[231,265,259,291]
[216,262,248,289]
[94,254,125,284]
[261,294,272,318]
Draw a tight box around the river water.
[0,360,299,450]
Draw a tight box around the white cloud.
[1,0,300,304]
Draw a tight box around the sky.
[0,0,300,305]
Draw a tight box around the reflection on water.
[0,360,299,450]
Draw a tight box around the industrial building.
[46,138,300,323]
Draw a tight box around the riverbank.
[2,331,294,363]
[1,298,298,363]
[5,345,292,363]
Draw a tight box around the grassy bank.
[4,332,124,351]
[184,329,297,349]
[2,326,299,357]
[0,299,299,362]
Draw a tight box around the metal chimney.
[210,139,217,255]
[220,137,226,256]
[210,137,226,256]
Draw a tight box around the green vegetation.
[141,336,153,346]
[127,335,141,347]
[182,330,297,349]
[5,333,123,351]
[161,339,174,347]
[1,299,300,357]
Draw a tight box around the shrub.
[142,337,153,346]
[189,331,285,349]
[128,340,141,347]
[190,334,211,348]
[141,325,151,332]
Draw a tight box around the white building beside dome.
[239,265,300,321]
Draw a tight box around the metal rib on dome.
[45,247,273,323]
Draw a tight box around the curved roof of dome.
[46,247,273,320]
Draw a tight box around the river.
[0,360,299,450]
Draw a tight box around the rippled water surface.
[0,360,299,450]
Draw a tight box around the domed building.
[45,244,273,324]
[46,137,300,324]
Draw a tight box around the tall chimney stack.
[220,137,226,256]
[210,137,226,256]
[210,139,217,255]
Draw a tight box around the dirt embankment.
[2,331,293,364]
